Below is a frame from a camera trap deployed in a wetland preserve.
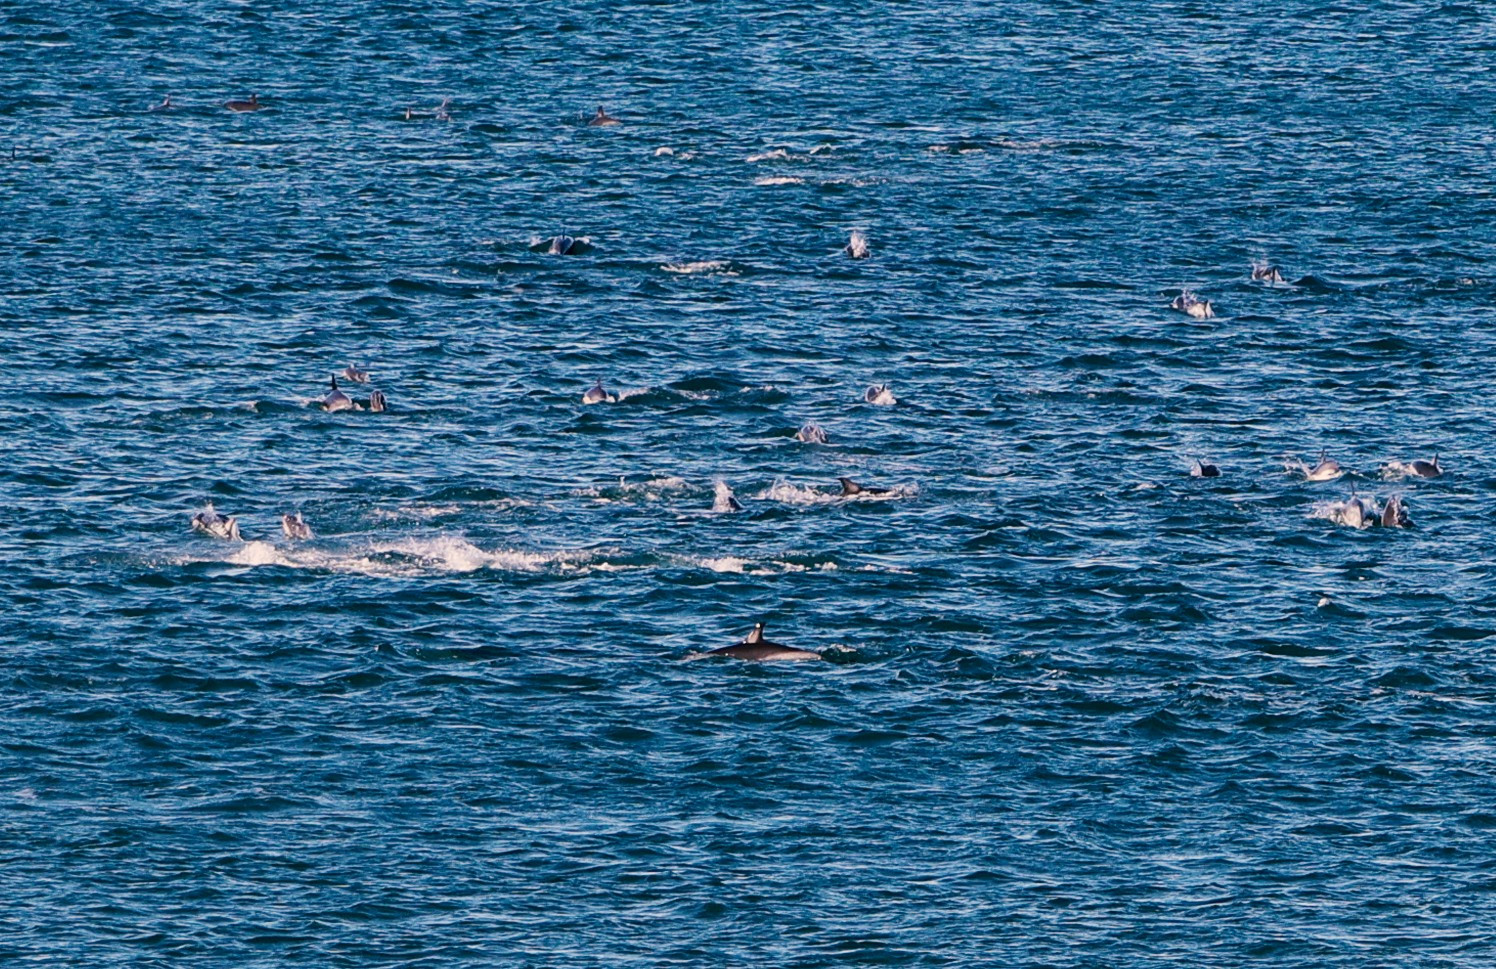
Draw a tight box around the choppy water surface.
[5,2,1496,965]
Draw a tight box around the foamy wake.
[754,480,917,505]
[574,476,692,502]
[662,260,736,275]
[1378,461,1428,481]
[368,499,534,522]
[746,148,791,163]
[754,176,804,186]
[184,536,600,577]
[687,555,838,575]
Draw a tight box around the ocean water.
[4,1,1496,964]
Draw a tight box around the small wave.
[754,176,804,186]
[746,149,791,162]
[662,260,736,275]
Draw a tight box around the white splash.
[754,175,804,186]
[662,260,735,275]
[712,481,742,513]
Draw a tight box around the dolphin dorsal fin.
[839,477,861,496]
[746,623,764,645]
[331,375,339,391]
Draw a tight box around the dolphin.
[1409,454,1441,478]
[368,390,387,413]
[864,384,897,405]
[1251,262,1286,283]
[225,94,261,112]
[845,230,870,259]
[435,97,451,121]
[1381,494,1411,528]
[582,380,609,405]
[149,95,172,113]
[712,481,744,512]
[839,477,892,497]
[342,365,370,384]
[1335,492,1373,529]
[547,235,577,255]
[705,623,822,661]
[1190,459,1221,478]
[1170,291,1215,319]
[281,512,313,540]
[588,106,620,126]
[796,422,828,444]
[1304,450,1343,482]
[191,504,243,541]
[322,375,356,412]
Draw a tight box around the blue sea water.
[4,1,1496,964]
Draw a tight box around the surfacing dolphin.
[839,477,892,497]
[1288,450,1343,481]
[1190,459,1221,478]
[322,375,356,412]
[1303,450,1343,482]
[864,384,897,406]
[547,235,578,255]
[1170,291,1215,319]
[191,504,243,541]
[1251,261,1286,283]
[712,481,744,513]
[1330,492,1376,529]
[149,95,173,113]
[342,365,370,384]
[368,390,387,413]
[225,93,261,112]
[703,622,822,662]
[1384,454,1441,479]
[845,230,870,259]
[796,422,828,444]
[1381,494,1411,528]
[588,106,620,127]
[281,512,313,540]
[1409,454,1441,478]
[582,380,610,405]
